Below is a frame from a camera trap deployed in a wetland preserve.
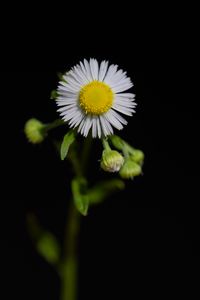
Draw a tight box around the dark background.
[1,7,200,299]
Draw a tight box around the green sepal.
[50,90,58,100]
[60,130,76,160]
[57,72,65,81]
[109,135,125,150]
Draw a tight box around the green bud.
[130,149,144,164]
[119,159,142,179]
[24,118,45,144]
[101,150,124,173]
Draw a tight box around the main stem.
[60,137,92,300]
[60,200,80,300]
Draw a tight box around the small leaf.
[71,178,89,216]
[36,232,60,264]
[60,131,75,160]
[88,179,125,205]
[27,214,60,265]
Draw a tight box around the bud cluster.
[100,135,144,180]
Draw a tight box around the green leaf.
[60,131,75,160]
[88,179,125,205]
[36,232,60,264]
[71,178,89,216]
[27,214,60,265]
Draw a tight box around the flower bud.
[130,149,144,165]
[101,150,124,173]
[24,118,45,144]
[119,159,142,179]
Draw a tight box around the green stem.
[60,138,91,300]
[102,138,111,151]
[44,119,65,132]
[60,200,80,300]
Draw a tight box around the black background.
[1,6,200,300]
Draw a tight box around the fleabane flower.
[56,59,136,138]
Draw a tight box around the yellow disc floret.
[79,81,113,115]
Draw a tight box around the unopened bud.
[24,118,45,144]
[130,149,144,165]
[119,159,142,179]
[101,150,124,173]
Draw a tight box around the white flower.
[56,58,136,138]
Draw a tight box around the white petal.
[58,80,79,90]
[56,99,77,106]
[57,104,77,112]
[60,107,78,117]
[112,81,133,93]
[114,98,136,108]
[78,117,86,132]
[116,93,135,98]
[99,116,108,136]
[109,69,128,84]
[79,62,91,83]
[98,60,109,81]
[112,104,135,116]
[96,117,101,138]
[104,110,123,130]
[56,95,77,101]
[68,111,84,127]
[103,64,118,84]
[57,90,78,98]
[58,84,79,93]
[73,64,90,84]
[109,109,128,125]
[100,115,113,136]
[90,58,99,80]
[83,59,93,81]
[92,117,97,138]
[63,70,83,86]
[63,73,83,88]
[82,116,93,137]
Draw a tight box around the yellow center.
[79,81,113,115]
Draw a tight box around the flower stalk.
[60,199,80,300]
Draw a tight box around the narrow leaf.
[71,178,89,216]
[36,232,60,264]
[27,214,60,265]
[60,131,75,160]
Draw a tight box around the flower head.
[101,149,124,173]
[24,118,45,144]
[56,59,136,138]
